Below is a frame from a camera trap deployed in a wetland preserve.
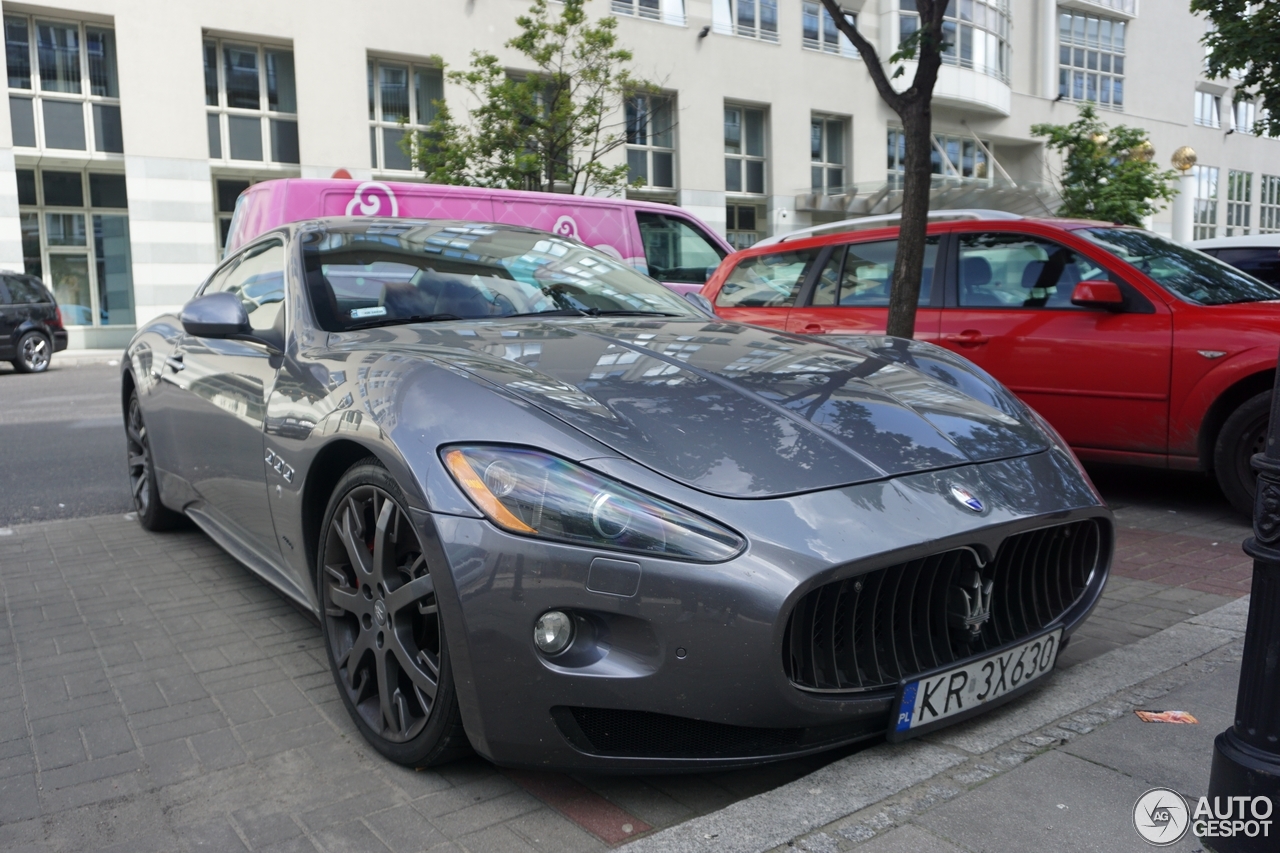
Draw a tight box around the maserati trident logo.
[949,484,984,512]
[948,571,994,639]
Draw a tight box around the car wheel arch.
[1199,368,1275,472]
[300,439,385,596]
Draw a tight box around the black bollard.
[1205,359,1280,852]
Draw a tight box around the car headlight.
[442,446,744,562]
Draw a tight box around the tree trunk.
[886,101,933,340]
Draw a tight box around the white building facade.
[0,0,1273,347]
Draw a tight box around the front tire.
[1214,390,1270,516]
[13,331,51,373]
[125,389,184,530]
[318,460,469,766]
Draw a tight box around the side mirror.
[683,291,718,318]
[181,291,250,338]
[1070,280,1125,310]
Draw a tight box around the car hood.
[334,319,1049,498]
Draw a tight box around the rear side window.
[5,276,49,303]
[1215,247,1280,287]
[715,249,819,308]
[636,212,726,284]
[811,238,939,307]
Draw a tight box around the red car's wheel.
[1214,391,1270,516]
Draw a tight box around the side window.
[715,249,819,308]
[6,276,48,303]
[1216,247,1280,287]
[957,233,1106,309]
[812,238,939,307]
[0,280,9,305]
[636,212,727,284]
[216,240,286,332]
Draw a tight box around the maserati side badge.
[950,485,984,512]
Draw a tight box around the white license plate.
[892,628,1062,737]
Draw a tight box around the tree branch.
[819,0,905,113]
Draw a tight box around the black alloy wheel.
[319,460,467,766]
[13,331,50,373]
[1214,390,1271,517]
[125,390,183,530]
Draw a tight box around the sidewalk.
[628,597,1249,853]
[52,349,123,367]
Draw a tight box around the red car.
[702,214,1280,514]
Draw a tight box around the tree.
[819,0,949,339]
[1192,0,1280,137]
[1031,105,1177,226]
[411,0,654,195]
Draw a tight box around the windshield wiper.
[585,310,683,317]
[503,308,589,318]
[344,313,464,330]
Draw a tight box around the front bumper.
[419,448,1113,771]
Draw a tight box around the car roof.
[1191,233,1280,250]
[733,215,1118,259]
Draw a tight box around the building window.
[1058,11,1125,109]
[1195,91,1220,128]
[213,178,255,253]
[368,58,443,173]
[1194,165,1219,240]
[1226,170,1252,236]
[612,0,685,25]
[17,167,133,327]
[205,37,299,165]
[887,128,991,186]
[626,93,675,194]
[1234,98,1257,134]
[802,3,857,57]
[726,202,765,250]
[811,115,847,195]
[4,15,122,154]
[1260,175,1280,234]
[714,0,779,43]
[725,105,766,195]
[901,0,1010,84]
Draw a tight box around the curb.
[624,596,1251,853]
[53,349,124,367]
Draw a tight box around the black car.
[0,274,67,373]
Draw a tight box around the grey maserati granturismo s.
[121,217,1112,770]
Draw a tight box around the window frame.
[1194,165,1220,241]
[16,166,133,327]
[811,114,848,196]
[727,0,779,43]
[204,35,300,167]
[1260,175,1280,234]
[1057,10,1126,110]
[1194,90,1221,128]
[625,92,677,196]
[901,0,1010,84]
[368,56,444,173]
[4,13,123,155]
[1226,170,1252,237]
[802,3,857,57]
[724,104,767,198]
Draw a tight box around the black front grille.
[783,518,1105,693]
[551,706,881,758]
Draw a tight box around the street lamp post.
[1206,358,1280,853]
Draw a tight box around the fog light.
[534,610,574,655]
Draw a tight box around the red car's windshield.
[1078,227,1280,305]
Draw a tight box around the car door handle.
[165,354,185,372]
[803,323,825,333]
[943,331,990,346]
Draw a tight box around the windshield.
[302,221,699,332]
[1078,227,1280,305]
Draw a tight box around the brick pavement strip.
[0,511,1256,852]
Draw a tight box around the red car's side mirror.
[1071,280,1125,310]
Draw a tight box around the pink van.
[224,179,732,295]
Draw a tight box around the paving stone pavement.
[0,486,1256,852]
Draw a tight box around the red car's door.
[709,246,824,331]
[785,236,942,343]
[937,230,1173,454]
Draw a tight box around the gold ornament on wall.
[1129,140,1155,162]
[1171,146,1197,172]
